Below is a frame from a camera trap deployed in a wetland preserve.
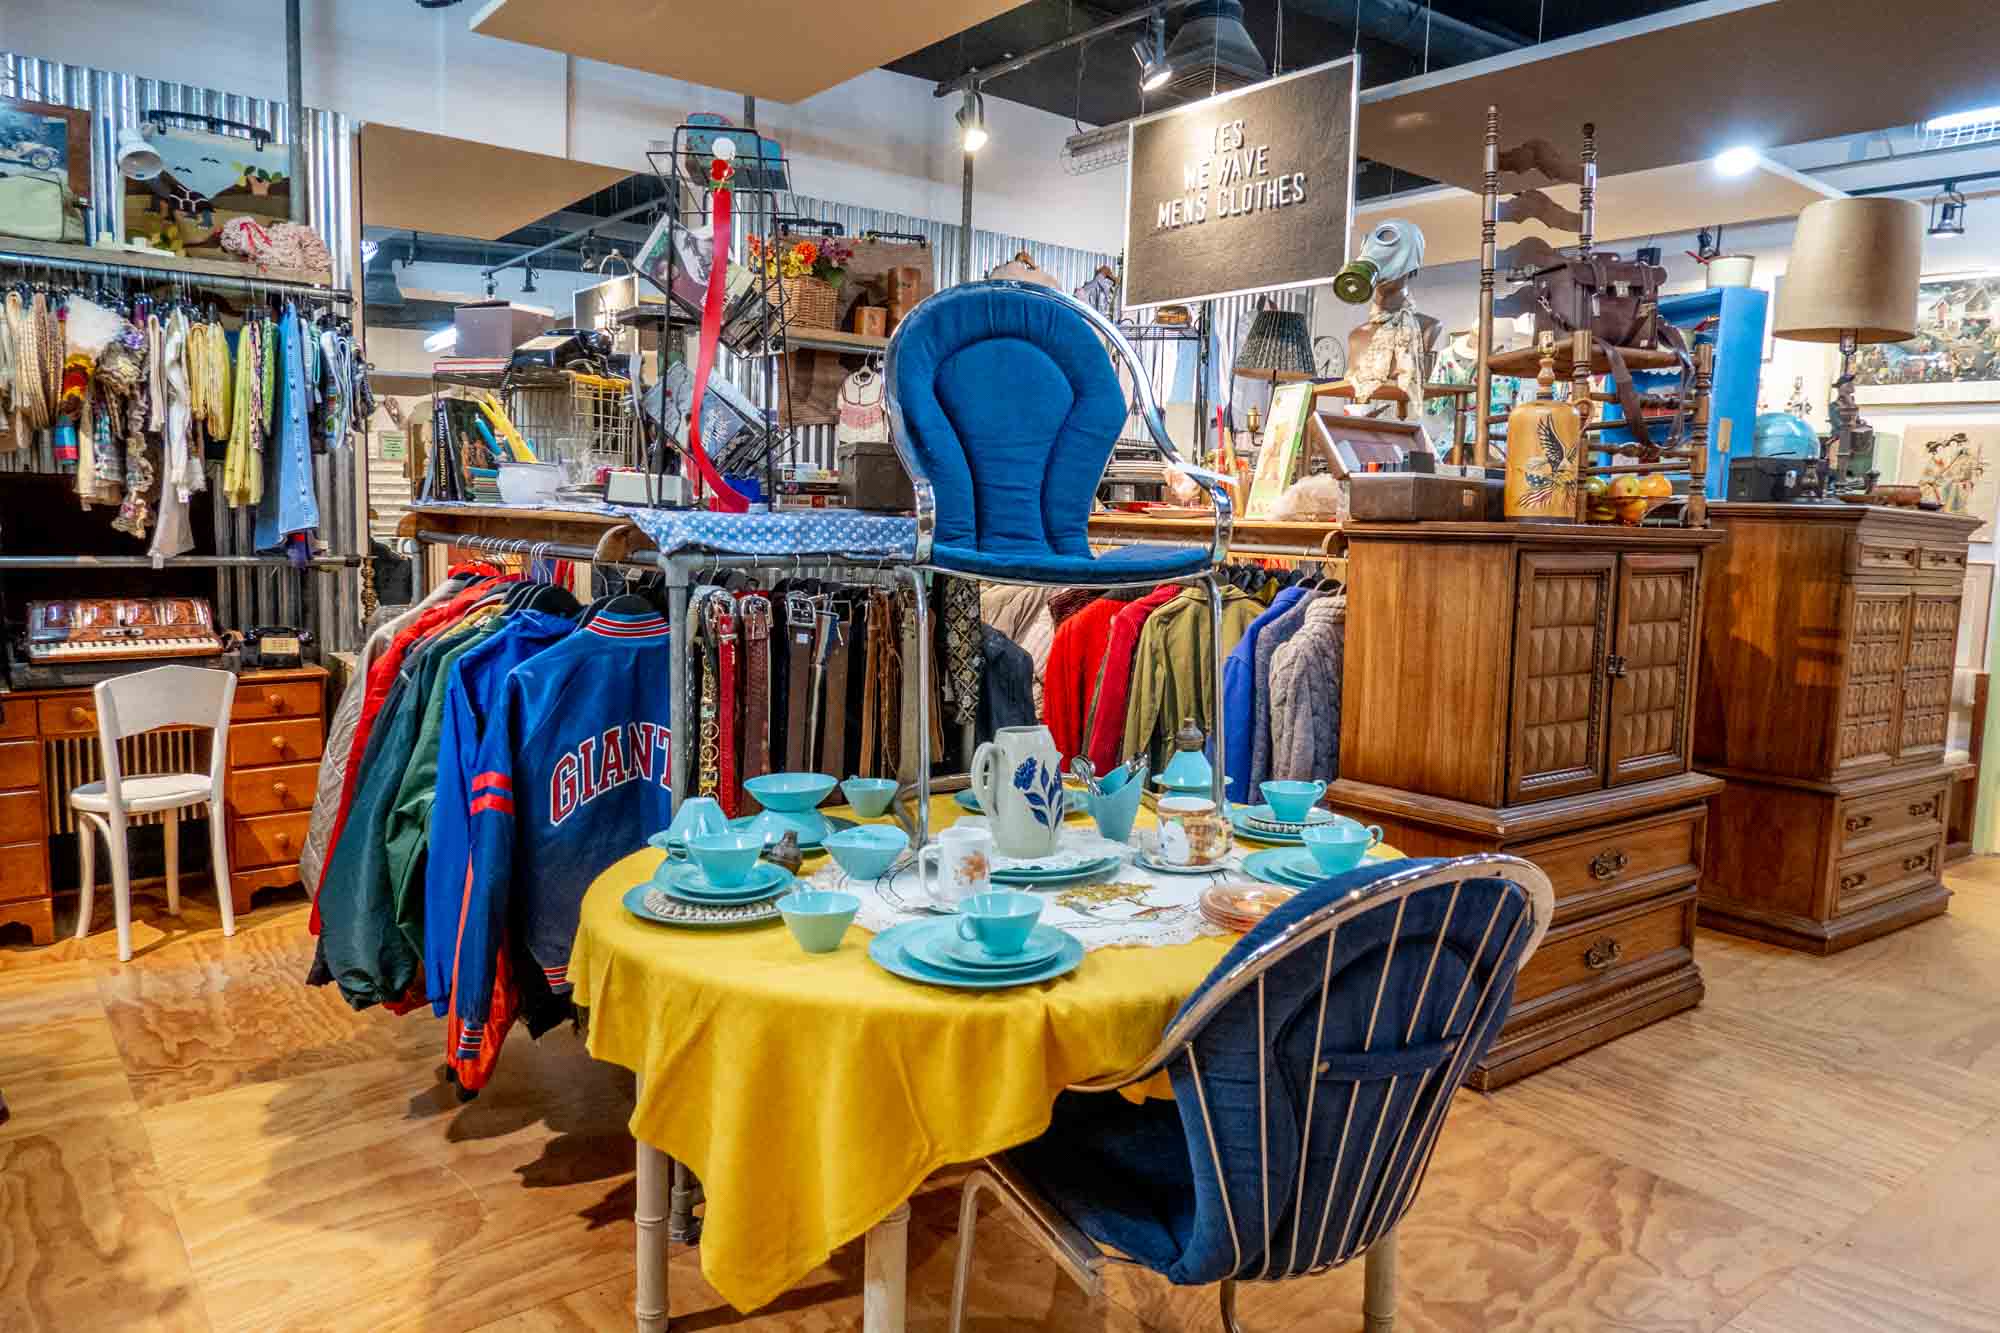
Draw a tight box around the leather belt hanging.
[736,592,772,808]
[694,591,723,801]
[784,592,817,773]
[817,604,851,778]
[713,599,740,816]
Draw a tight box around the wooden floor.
[4,861,1999,1333]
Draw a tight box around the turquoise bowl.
[956,891,1044,955]
[1157,746,1213,791]
[776,890,860,953]
[1084,762,1148,843]
[1299,818,1382,874]
[824,825,910,881]
[840,776,899,819]
[1260,779,1328,824]
[686,831,766,888]
[745,772,838,812]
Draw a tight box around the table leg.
[668,1158,702,1243]
[863,1203,911,1333]
[636,1140,669,1333]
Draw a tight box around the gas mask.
[1333,219,1427,305]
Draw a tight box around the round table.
[567,797,1394,1330]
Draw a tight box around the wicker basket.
[783,275,839,330]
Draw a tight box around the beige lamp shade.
[1773,197,1923,344]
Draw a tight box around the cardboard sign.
[1122,57,1357,310]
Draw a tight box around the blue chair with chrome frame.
[883,280,1235,847]
[946,853,1556,1331]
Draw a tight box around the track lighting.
[1133,12,1173,93]
[1930,184,1968,239]
[957,88,988,154]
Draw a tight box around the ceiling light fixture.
[1133,12,1173,93]
[1713,146,1759,177]
[957,88,988,153]
[1924,105,2000,133]
[521,264,538,294]
[1929,183,1968,239]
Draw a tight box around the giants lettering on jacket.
[550,721,671,825]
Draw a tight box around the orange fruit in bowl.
[1638,473,1674,498]
[1609,475,1647,525]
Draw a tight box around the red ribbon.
[687,182,751,513]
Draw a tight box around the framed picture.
[1898,423,2000,542]
[1957,561,1993,671]
[0,95,92,201]
[1243,381,1315,518]
[1855,272,2000,404]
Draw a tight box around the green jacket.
[1122,585,1261,775]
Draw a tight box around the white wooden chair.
[70,665,237,960]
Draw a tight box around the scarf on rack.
[685,147,750,513]
[223,317,264,506]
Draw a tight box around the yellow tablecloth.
[567,797,1386,1312]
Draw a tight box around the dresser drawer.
[1833,833,1940,917]
[1920,545,1969,575]
[232,811,311,869]
[0,696,33,739]
[230,681,322,723]
[0,790,41,844]
[228,719,323,768]
[232,861,302,904]
[226,761,320,818]
[0,842,47,904]
[1515,806,1704,919]
[1513,894,1694,1006]
[37,697,98,737]
[1849,535,1922,575]
[1835,778,1949,857]
[0,739,39,791]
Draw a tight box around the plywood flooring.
[3,862,1999,1332]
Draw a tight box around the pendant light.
[1929,183,1968,239]
[957,88,988,154]
[1161,0,1267,99]
[1133,12,1174,93]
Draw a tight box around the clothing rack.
[0,244,351,304]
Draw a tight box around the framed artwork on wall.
[1855,272,2000,404]
[1898,423,2000,542]
[1242,382,1314,518]
[0,95,92,202]
[1957,561,1993,671]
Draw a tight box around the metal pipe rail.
[0,247,351,304]
[0,554,361,569]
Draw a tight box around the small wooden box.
[851,306,887,338]
[1346,472,1502,522]
[838,440,915,512]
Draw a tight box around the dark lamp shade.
[1774,197,1923,344]
[1235,307,1315,382]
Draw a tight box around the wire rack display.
[508,370,644,472]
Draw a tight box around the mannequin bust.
[1320,219,1439,420]
[1344,272,1441,386]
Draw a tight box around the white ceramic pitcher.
[970,724,1066,858]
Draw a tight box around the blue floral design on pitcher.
[1013,756,1066,830]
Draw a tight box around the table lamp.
[1772,196,1922,481]
[1234,300,1315,382]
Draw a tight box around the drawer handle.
[271,736,287,752]
[1589,849,1628,881]
[1844,813,1873,834]
[1584,936,1623,970]
[276,830,292,849]
[266,693,283,710]
[1840,871,1867,893]
[271,781,289,800]
[68,706,88,724]
[1903,853,1930,873]
[1909,799,1936,819]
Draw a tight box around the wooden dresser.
[0,665,328,945]
[1695,503,1978,953]
[1328,522,1724,1089]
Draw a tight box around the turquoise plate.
[933,925,1068,972]
[992,852,1121,880]
[991,855,1123,888]
[869,919,1084,990]
[1228,805,1309,845]
[954,788,983,813]
[651,860,794,904]
[1243,847,1323,889]
[1131,849,1232,876]
[621,883,783,928]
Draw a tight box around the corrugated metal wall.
[0,52,363,652]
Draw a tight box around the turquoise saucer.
[652,860,794,903]
[869,919,1084,990]
[1242,847,1323,889]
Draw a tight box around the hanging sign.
[1122,56,1357,310]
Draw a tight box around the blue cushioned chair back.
[886,281,1127,560]
[1160,858,1540,1285]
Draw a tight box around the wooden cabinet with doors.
[1328,522,1723,1089]
[1694,503,1979,953]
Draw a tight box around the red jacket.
[1040,598,1120,766]
[1085,584,1180,774]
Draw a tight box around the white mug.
[918,825,994,910]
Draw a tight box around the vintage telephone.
[236,625,314,669]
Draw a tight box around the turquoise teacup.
[776,890,860,953]
[1084,761,1148,843]
[686,831,766,888]
[840,776,899,819]
[1299,818,1383,874]
[824,825,910,881]
[956,891,1044,956]
[1260,779,1328,824]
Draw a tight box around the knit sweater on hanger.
[1246,588,1321,795]
[1267,596,1346,783]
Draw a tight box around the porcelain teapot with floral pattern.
[970,724,1065,858]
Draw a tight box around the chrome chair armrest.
[908,472,937,566]
[1166,462,1236,568]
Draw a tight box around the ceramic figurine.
[1503,333,1581,522]
[970,724,1065,858]
[767,830,803,875]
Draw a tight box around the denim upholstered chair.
[947,854,1556,1332]
[884,280,1235,845]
